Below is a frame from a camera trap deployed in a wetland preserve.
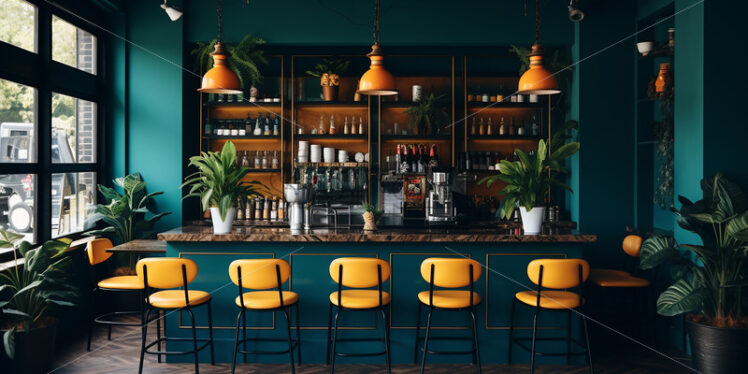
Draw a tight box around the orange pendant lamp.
[357,0,397,96]
[517,0,561,95]
[198,0,242,94]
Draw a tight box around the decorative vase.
[322,85,339,101]
[655,63,672,93]
[519,206,546,235]
[687,317,748,374]
[363,211,376,231]
[209,207,236,234]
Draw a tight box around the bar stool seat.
[97,275,144,290]
[148,289,211,309]
[329,290,391,309]
[236,291,299,309]
[417,290,481,309]
[588,269,650,287]
[515,290,583,309]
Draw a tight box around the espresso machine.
[284,183,313,232]
[426,169,457,224]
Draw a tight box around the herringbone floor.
[49,318,691,374]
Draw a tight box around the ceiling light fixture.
[198,0,242,94]
[357,0,397,96]
[161,0,183,21]
[568,0,584,22]
[517,0,561,95]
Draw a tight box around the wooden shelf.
[295,101,367,107]
[246,168,281,173]
[467,102,542,109]
[380,101,450,108]
[638,48,673,59]
[296,134,368,140]
[467,135,542,141]
[203,135,281,140]
[381,134,451,141]
[204,101,281,108]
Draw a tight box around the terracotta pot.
[363,211,376,231]
[322,85,339,102]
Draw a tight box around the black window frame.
[0,0,107,257]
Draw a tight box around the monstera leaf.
[656,278,706,316]
[639,235,678,270]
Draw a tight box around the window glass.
[52,15,97,74]
[52,172,95,237]
[0,174,35,243]
[0,79,36,163]
[52,93,96,163]
[0,0,36,53]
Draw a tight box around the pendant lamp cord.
[535,0,541,45]
[373,0,380,45]
[217,0,224,42]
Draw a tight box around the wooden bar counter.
[157,225,596,365]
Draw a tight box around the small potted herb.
[306,57,351,101]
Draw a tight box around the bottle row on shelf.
[297,115,367,136]
[205,91,281,104]
[294,164,369,194]
[469,115,540,137]
[238,150,280,170]
[384,144,441,174]
[236,196,286,221]
[466,85,539,103]
[205,112,281,137]
[458,150,536,172]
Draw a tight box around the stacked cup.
[298,141,309,163]
[310,144,322,163]
[323,147,336,163]
[338,150,348,163]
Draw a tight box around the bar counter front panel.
[157,226,596,364]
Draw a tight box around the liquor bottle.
[395,144,402,173]
[487,117,493,135]
[254,198,262,220]
[273,114,280,136]
[479,118,485,135]
[318,115,326,135]
[343,116,350,135]
[241,151,249,167]
[245,114,253,135]
[400,145,411,173]
[417,145,426,174]
[263,197,270,221]
[253,113,263,135]
[471,117,477,135]
[271,151,279,169]
[253,151,261,169]
[428,144,439,168]
[411,145,419,173]
[278,199,285,221]
[531,115,540,136]
[517,118,526,136]
[509,117,515,136]
[499,117,506,136]
[329,114,336,135]
[263,114,271,135]
[261,151,269,169]
[358,116,365,135]
[270,197,278,221]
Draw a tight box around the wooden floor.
[49,318,691,374]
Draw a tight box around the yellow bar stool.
[588,235,650,288]
[414,258,482,374]
[228,259,301,374]
[85,238,144,351]
[136,258,215,374]
[327,257,391,374]
[508,259,593,374]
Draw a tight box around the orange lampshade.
[198,42,242,94]
[357,44,397,96]
[517,44,560,95]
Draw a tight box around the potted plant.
[192,34,267,91]
[84,173,171,273]
[361,201,383,232]
[478,121,580,235]
[181,141,265,234]
[638,173,748,374]
[0,229,77,374]
[306,57,350,101]
[404,93,449,135]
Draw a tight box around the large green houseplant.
[0,229,77,373]
[639,173,748,373]
[404,93,449,135]
[181,141,265,234]
[479,121,579,235]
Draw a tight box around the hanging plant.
[650,78,674,209]
[192,34,268,90]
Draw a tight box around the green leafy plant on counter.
[478,120,580,220]
[0,229,77,359]
[404,93,449,135]
[192,34,268,89]
[181,141,266,221]
[84,173,171,244]
[638,173,748,328]
[305,57,351,86]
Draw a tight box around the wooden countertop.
[106,239,166,253]
[158,225,597,243]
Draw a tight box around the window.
[53,15,97,74]
[52,93,97,163]
[52,172,94,238]
[0,0,37,53]
[0,174,35,243]
[0,79,36,163]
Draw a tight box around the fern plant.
[404,93,449,135]
[181,141,266,220]
[192,34,268,90]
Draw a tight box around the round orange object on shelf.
[622,234,643,257]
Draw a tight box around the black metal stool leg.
[380,309,391,374]
[207,301,215,365]
[156,310,162,363]
[242,308,247,364]
[284,309,296,374]
[87,287,97,352]
[326,302,333,365]
[530,309,539,374]
[330,308,341,374]
[295,303,302,364]
[419,306,434,374]
[187,308,200,374]
[138,308,151,374]
[231,310,242,374]
[566,309,572,365]
[507,297,516,364]
[582,313,594,374]
[470,308,482,374]
[413,301,422,364]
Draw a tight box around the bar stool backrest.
[527,259,589,289]
[622,235,643,257]
[136,258,198,289]
[229,259,290,290]
[86,238,114,266]
[420,258,481,288]
[329,257,391,288]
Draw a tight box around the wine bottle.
[410,145,418,173]
[254,113,263,135]
[395,144,402,173]
[479,117,485,135]
[487,117,493,135]
[428,144,439,168]
[401,145,411,173]
[417,145,426,174]
[263,114,271,135]
[329,114,336,135]
[499,116,506,136]
[273,114,280,136]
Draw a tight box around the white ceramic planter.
[209,207,235,234]
[519,206,546,235]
